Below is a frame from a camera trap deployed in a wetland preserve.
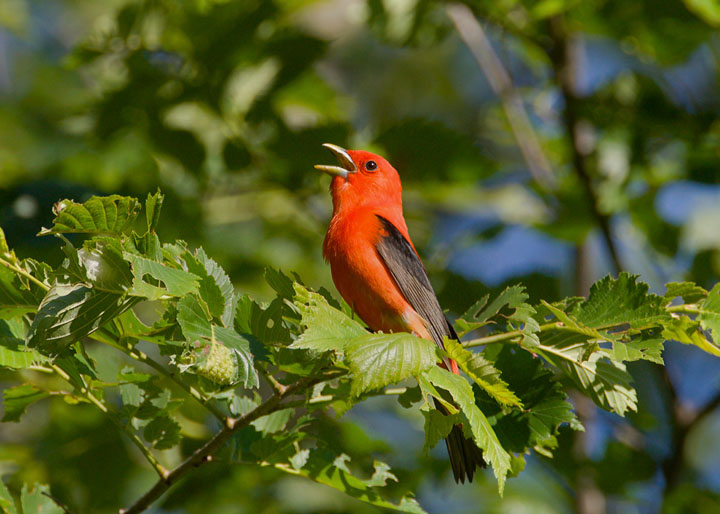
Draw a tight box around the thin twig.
[547,15,621,272]
[446,3,556,192]
[0,255,50,291]
[91,328,227,422]
[50,364,168,479]
[119,374,327,514]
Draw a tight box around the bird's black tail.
[434,398,486,483]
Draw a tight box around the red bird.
[316,143,484,483]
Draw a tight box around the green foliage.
[1,188,719,510]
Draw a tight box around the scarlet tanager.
[315,143,485,483]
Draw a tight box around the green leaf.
[420,406,458,454]
[20,483,64,514]
[345,333,438,396]
[78,238,134,293]
[608,338,664,364]
[27,284,138,354]
[183,248,236,327]
[0,478,17,514]
[475,346,582,459]
[39,195,141,235]
[0,337,47,369]
[289,283,366,352]
[572,273,669,330]
[2,384,48,422]
[459,286,539,346]
[143,414,181,450]
[421,366,511,494]
[252,408,292,435]
[265,268,296,299]
[145,190,164,233]
[663,282,708,304]
[444,338,522,408]
[539,335,637,416]
[177,296,258,388]
[0,259,51,319]
[125,254,200,300]
[662,316,720,357]
[683,0,720,26]
[274,449,426,513]
[697,283,720,344]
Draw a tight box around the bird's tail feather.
[433,398,486,483]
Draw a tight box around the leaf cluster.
[0,193,719,512]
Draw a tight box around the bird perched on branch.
[315,143,484,483]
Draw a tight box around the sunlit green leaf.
[273,449,426,513]
[421,366,510,494]
[289,283,365,352]
[345,333,438,396]
[444,338,522,408]
[20,483,64,514]
[0,337,47,369]
[38,195,141,236]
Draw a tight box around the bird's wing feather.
[374,215,458,349]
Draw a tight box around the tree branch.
[119,374,333,514]
[50,363,168,480]
[547,15,621,273]
[446,3,556,192]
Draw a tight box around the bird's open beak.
[314,143,357,179]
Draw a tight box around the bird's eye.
[365,160,378,172]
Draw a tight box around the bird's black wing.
[374,215,458,349]
[375,215,485,483]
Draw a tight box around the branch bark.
[547,15,622,273]
[119,374,331,514]
[446,3,556,192]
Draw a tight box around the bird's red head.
[315,143,403,215]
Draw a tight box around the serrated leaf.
[572,273,669,330]
[0,259,51,319]
[265,268,296,299]
[197,249,236,327]
[274,449,426,513]
[539,336,637,416]
[421,366,510,494]
[39,195,141,236]
[2,384,48,422]
[252,408,292,435]
[20,483,64,514]
[697,283,720,345]
[663,282,708,304]
[461,286,539,346]
[475,345,581,458]
[143,414,181,450]
[420,406,457,453]
[609,338,664,364]
[0,337,47,369]
[345,333,438,396]
[125,253,200,300]
[0,478,16,514]
[236,294,292,346]
[444,339,522,408]
[78,238,133,293]
[662,316,720,356]
[27,284,138,354]
[145,190,164,233]
[289,283,366,352]
[177,296,258,388]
